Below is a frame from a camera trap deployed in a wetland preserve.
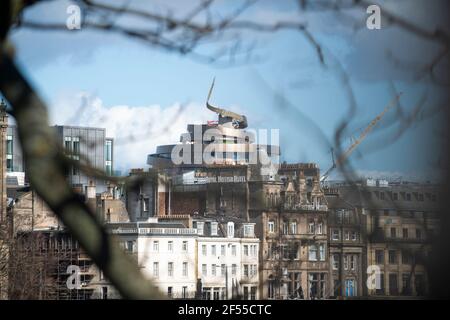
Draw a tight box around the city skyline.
[6,0,448,179]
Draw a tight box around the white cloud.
[50,92,211,174]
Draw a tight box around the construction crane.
[320,93,402,182]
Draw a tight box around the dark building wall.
[125,173,156,221]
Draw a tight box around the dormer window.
[197,222,204,236]
[227,222,234,238]
[243,224,254,238]
[211,222,218,236]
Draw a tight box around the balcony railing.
[109,227,198,235]
[138,228,198,235]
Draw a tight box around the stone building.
[0,100,8,299]
[325,187,366,298]
[332,179,441,298]
[250,163,329,300]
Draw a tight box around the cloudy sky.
[6,0,449,180]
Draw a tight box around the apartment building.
[334,179,441,298]
[195,217,259,300]
[325,187,366,298]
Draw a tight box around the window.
[72,137,80,157]
[231,245,236,256]
[332,229,339,241]
[153,241,159,252]
[402,250,411,264]
[268,221,275,233]
[72,163,79,176]
[182,262,188,277]
[250,245,257,256]
[153,262,159,277]
[309,273,326,299]
[221,264,226,277]
[243,265,249,277]
[308,220,315,234]
[105,140,113,175]
[244,245,249,256]
[231,264,237,276]
[268,277,275,299]
[6,135,13,154]
[416,229,422,239]
[390,227,396,238]
[344,211,351,224]
[6,135,13,172]
[344,231,350,240]
[202,245,207,256]
[376,274,385,295]
[350,255,356,270]
[309,245,318,261]
[211,245,216,256]
[389,273,398,295]
[227,222,234,238]
[319,244,326,261]
[282,221,289,235]
[203,287,211,300]
[221,245,226,256]
[182,287,188,299]
[167,287,173,298]
[143,198,150,213]
[281,244,290,260]
[332,254,339,270]
[344,255,349,270]
[211,264,216,276]
[375,250,384,264]
[402,274,411,295]
[351,231,357,241]
[393,193,398,200]
[102,286,108,300]
[244,224,254,237]
[290,221,297,235]
[406,193,411,201]
[211,222,218,236]
[64,136,72,152]
[336,210,343,224]
[250,265,257,277]
[168,262,174,277]
[182,241,188,252]
[415,274,425,295]
[388,250,397,264]
[243,286,249,300]
[168,241,173,252]
[197,222,204,235]
[403,228,408,239]
[250,287,257,300]
[317,222,323,235]
[202,264,207,276]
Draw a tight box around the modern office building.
[5,124,114,193]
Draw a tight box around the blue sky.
[6,0,449,180]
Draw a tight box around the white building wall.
[137,235,197,298]
[197,237,259,300]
